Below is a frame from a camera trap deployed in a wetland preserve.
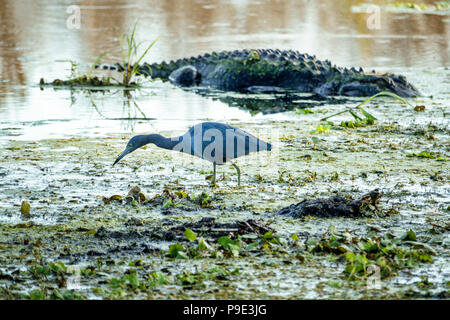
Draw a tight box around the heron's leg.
[231,163,241,187]
[211,162,217,187]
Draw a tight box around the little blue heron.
[113,122,272,186]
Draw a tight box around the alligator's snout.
[387,74,420,97]
[338,74,419,98]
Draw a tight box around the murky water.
[0,0,448,142]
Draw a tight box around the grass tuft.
[120,22,160,86]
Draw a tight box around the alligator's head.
[168,65,201,87]
[338,74,419,97]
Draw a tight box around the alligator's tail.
[94,62,124,72]
[94,61,178,80]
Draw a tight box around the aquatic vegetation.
[217,236,244,257]
[23,288,84,300]
[40,75,114,88]
[176,267,240,287]
[120,22,160,86]
[407,151,448,161]
[162,227,285,261]
[310,124,331,134]
[296,108,314,115]
[311,228,435,280]
[390,1,450,11]
[192,191,212,208]
[277,169,296,184]
[321,91,416,125]
[340,118,374,128]
[185,228,197,242]
[20,200,31,217]
[102,187,217,210]
[89,264,172,298]
[162,199,178,209]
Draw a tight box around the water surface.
[0,0,448,141]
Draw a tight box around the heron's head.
[113,135,148,166]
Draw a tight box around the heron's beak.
[113,148,132,166]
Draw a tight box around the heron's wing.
[183,122,270,163]
[183,123,205,158]
[224,127,270,161]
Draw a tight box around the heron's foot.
[206,174,216,187]
[208,173,225,188]
[231,163,241,187]
[209,162,218,188]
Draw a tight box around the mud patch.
[171,217,273,239]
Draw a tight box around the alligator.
[102,49,419,97]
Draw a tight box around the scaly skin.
[109,49,419,97]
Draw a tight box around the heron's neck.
[146,134,180,150]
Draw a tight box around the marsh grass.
[321,91,415,125]
[120,22,160,86]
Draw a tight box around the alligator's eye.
[248,50,260,61]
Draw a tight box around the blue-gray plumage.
[113,122,272,186]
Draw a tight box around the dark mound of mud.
[94,217,273,243]
[153,217,273,241]
[278,189,391,218]
[171,217,272,237]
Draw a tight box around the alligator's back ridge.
[142,49,336,80]
[107,49,419,97]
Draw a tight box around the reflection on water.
[189,89,351,114]
[0,0,448,141]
